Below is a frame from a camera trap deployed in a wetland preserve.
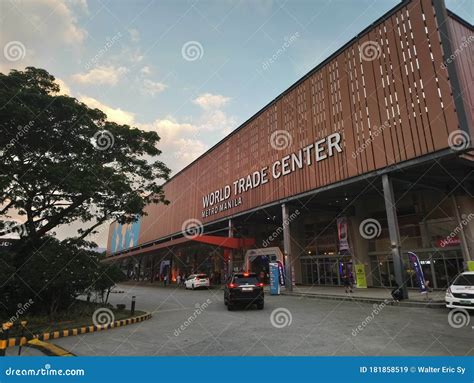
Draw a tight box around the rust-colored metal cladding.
[446,12,474,137]
[107,0,472,256]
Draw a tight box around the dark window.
[233,276,259,285]
[453,274,474,286]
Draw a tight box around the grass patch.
[1,300,145,338]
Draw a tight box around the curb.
[26,339,76,357]
[0,312,152,351]
[282,292,446,309]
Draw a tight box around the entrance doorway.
[369,249,464,289]
[300,256,352,286]
[244,247,284,284]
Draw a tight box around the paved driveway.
[50,284,474,356]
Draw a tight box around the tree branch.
[74,217,108,241]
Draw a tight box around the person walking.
[343,272,353,294]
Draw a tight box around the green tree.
[93,258,127,304]
[0,67,170,314]
[0,67,170,247]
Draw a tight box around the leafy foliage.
[1,237,125,317]
[0,67,169,318]
[0,67,170,243]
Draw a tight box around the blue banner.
[269,262,280,295]
[0,357,472,382]
[277,260,285,286]
[408,251,427,293]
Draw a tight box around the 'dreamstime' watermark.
[352,300,389,336]
[447,308,473,329]
[92,307,115,327]
[3,41,26,62]
[181,41,204,61]
[262,209,300,247]
[0,220,27,237]
[441,35,474,70]
[84,32,123,70]
[352,121,390,159]
[91,130,114,151]
[4,121,34,150]
[181,218,204,239]
[0,299,34,333]
[270,307,293,328]
[262,32,300,71]
[439,213,474,248]
[359,218,382,240]
[174,299,212,337]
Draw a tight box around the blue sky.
[1,0,471,245]
[2,0,472,176]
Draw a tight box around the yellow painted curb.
[0,312,151,351]
[26,339,75,357]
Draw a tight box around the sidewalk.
[281,285,446,309]
[120,281,447,309]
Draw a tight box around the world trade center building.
[106,0,473,296]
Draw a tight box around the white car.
[445,271,474,310]
[185,274,210,290]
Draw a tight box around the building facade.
[106,0,473,293]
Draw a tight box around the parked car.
[224,272,264,310]
[445,271,474,310]
[185,274,210,290]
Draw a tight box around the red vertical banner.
[337,217,350,252]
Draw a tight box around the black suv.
[224,272,264,310]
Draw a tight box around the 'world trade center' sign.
[201,132,343,218]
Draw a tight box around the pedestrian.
[390,279,403,302]
[343,272,353,294]
[177,274,181,286]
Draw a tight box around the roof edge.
[446,9,474,30]
[157,0,410,185]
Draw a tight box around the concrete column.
[282,203,293,291]
[228,219,234,275]
[290,213,304,284]
[382,174,408,299]
[452,195,473,262]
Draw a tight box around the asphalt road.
[50,284,474,356]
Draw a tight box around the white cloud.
[138,118,207,173]
[72,65,128,85]
[141,66,152,75]
[76,91,236,173]
[0,0,88,72]
[198,109,236,134]
[142,79,167,96]
[54,78,71,96]
[193,93,231,110]
[128,28,140,43]
[141,117,196,139]
[125,47,144,63]
[79,96,135,125]
[70,0,90,14]
[171,138,208,166]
